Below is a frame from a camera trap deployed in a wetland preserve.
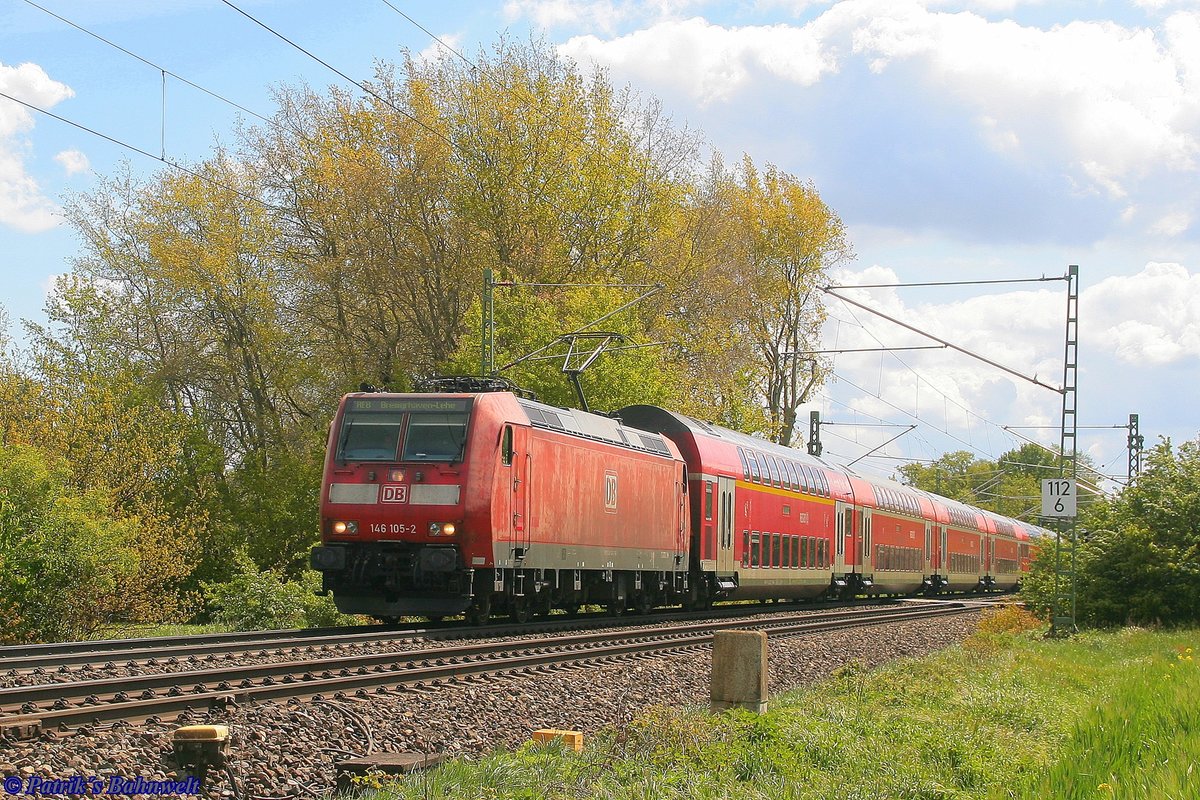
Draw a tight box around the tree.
[30,37,856,627]
[1021,437,1200,627]
[687,155,853,444]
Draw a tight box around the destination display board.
[347,397,471,413]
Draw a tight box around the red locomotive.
[310,389,1045,622]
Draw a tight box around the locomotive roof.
[516,397,675,458]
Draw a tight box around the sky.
[2,0,1199,497]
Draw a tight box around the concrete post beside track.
[710,630,768,714]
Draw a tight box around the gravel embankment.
[0,611,980,798]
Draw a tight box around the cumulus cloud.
[1087,262,1200,365]
[0,61,74,233]
[562,16,833,105]
[503,0,704,32]
[54,148,89,176]
[558,2,1200,210]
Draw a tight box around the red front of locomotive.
[310,392,515,619]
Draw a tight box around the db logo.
[381,485,409,503]
[604,471,618,512]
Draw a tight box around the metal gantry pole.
[482,268,495,376]
[808,411,823,456]
[1051,265,1079,636]
[1127,413,1143,481]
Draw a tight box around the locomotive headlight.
[427,522,457,536]
[442,523,456,536]
[332,520,359,535]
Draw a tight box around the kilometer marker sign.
[1041,478,1077,518]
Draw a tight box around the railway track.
[0,597,936,673]
[0,601,976,739]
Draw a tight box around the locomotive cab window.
[501,425,514,465]
[337,412,404,461]
[403,412,469,462]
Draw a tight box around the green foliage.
[1022,436,1200,627]
[201,553,352,631]
[224,447,325,576]
[0,444,182,644]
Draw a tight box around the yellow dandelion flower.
[1098,782,1113,792]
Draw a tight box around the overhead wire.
[0,89,266,208]
[21,0,274,127]
[11,0,423,214]
[823,299,1037,460]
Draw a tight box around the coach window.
[815,469,830,497]
[747,451,762,483]
[501,425,514,465]
[742,530,750,566]
[772,533,781,567]
[764,456,779,487]
[738,447,750,480]
[782,460,796,491]
[704,481,714,521]
[750,532,761,567]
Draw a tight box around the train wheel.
[562,603,581,618]
[606,601,626,617]
[634,593,652,615]
[466,595,491,626]
[511,596,532,624]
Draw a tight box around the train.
[309,385,1045,623]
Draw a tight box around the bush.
[1021,437,1200,628]
[975,605,1044,636]
[202,553,353,631]
[0,444,182,644]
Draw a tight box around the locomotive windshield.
[402,412,468,461]
[338,412,404,460]
[336,397,471,462]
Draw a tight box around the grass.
[86,622,237,640]
[351,608,1200,800]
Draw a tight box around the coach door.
[924,522,933,574]
[716,476,736,575]
[861,509,873,579]
[939,526,949,575]
[834,501,853,575]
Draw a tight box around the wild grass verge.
[351,609,1199,800]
